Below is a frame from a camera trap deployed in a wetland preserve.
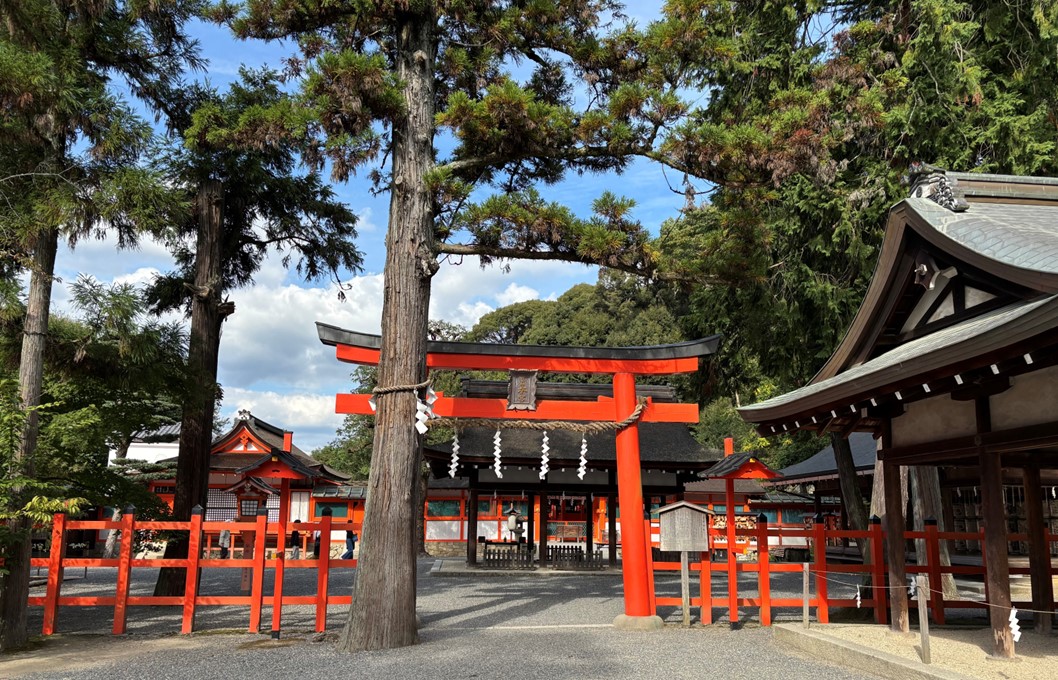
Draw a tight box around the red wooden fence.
[27,507,358,637]
[648,515,1058,626]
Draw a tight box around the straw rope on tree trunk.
[371,379,432,396]
[430,398,648,434]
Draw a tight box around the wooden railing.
[27,507,358,637]
[648,516,1058,626]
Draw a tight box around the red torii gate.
[317,323,719,626]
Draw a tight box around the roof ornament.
[236,408,252,421]
[904,162,969,212]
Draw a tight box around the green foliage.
[148,69,363,314]
[694,398,764,453]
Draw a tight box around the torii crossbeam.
[317,322,721,627]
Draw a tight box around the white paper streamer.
[577,434,588,480]
[448,432,460,478]
[539,431,550,480]
[855,586,861,609]
[1009,607,1021,642]
[493,429,503,479]
[414,398,429,435]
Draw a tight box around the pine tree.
[220,0,841,649]
[147,71,362,595]
[0,0,201,650]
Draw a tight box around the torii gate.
[317,323,720,628]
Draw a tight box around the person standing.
[218,521,232,559]
[290,519,302,559]
[312,530,321,559]
[341,530,357,559]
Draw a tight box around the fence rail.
[27,508,358,637]
[647,516,1058,627]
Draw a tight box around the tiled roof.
[740,294,1058,417]
[133,422,181,442]
[312,485,368,499]
[909,198,1058,274]
[425,423,721,467]
[773,432,877,482]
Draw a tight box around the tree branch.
[434,242,709,284]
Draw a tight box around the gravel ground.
[820,624,1058,680]
[7,559,881,680]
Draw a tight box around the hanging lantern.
[448,431,460,478]
[577,434,588,480]
[539,431,550,480]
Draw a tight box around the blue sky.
[51,5,687,451]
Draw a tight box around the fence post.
[643,519,657,616]
[42,512,67,636]
[802,562,810,628]
[757,513,771,626]
[916,574,931,664]
[870,516,887,625]
[924,518,944,625]
[700,550,712,625]
[813,513,829,624]
[181,506,204,635]
[249,509,268,632]
[112,506,136,635]
[315,509,333,633]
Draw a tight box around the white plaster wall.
[109,440,178,465]
[891,394,977,447]
[990,364,1058,431]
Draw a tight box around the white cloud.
[220,387,342,452]
[495,282,539,307]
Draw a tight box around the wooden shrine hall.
[422,379,724,569]
[318,323,720,628]
[739,169,1058,657]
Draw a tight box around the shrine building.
[738,169,1058,656]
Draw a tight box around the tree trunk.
[103,507,122,560]
[417,461,430,557]
[154,180,226,596]
[911,466,960,599]
[0,228,58,651]
[831,433,869,561]
[338,10,437,653]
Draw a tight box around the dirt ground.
[819,624,1058,680]
[0,634,220,678]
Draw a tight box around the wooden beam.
[1022,466,1053,634]
[335,343,702,374]
[950,376,1011,401]
[880,419,1058,465]
[336,394,699,423]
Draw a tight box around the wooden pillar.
[725,477,738,623]
[883,458,909,632]
[975,395,1014,657]
[467,488,479,566]
[1023,466,1053,633]
[526,492,536,554]
[980,448,1014,657]
[613,372,652,618]
[585,492,594,559]
[608,469,618,567]
[539,490,549,567]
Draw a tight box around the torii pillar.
[612,372,658,628]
